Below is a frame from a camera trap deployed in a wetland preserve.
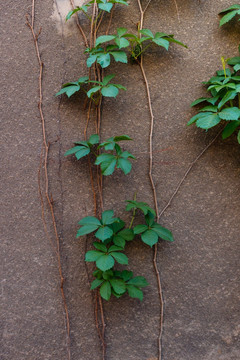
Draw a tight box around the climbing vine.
[56,0,186,359]
[27,2,239,360]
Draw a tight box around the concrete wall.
[1,0,239,359]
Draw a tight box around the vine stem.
[26,5,71,360]
[136,1,163,359]
[69,0,89,47]
[159,128,223,219]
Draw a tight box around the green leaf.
[101,159,117,175]
[121,270,133,281]
[102,74,115,86]
[93,242,108,252]
[77,224,99,236]
[219,107,240,121]
[64,146,84,156]
[152,224,174,242]
[140,29,154,38]
[95,35,115,47]
[110,51,128,63]
[126,200,156,216]
[113,236,125,248]
[113,135,132,142]
[66,7,82,21]
[101,85,119,97]
[152,38,169,50]
[141,230,158,247]
[196,113,221,129]
[234,64,240,72]
[56,84,80,97]
[78,76,89,83]
[110,220,125,233]
[90,279,104,290]
[101,210,115,225]
[126,285,143,301]
[97,53,111,68]
[96,254,115,271]
[87,86,101,98]
[219,4,240,13]
[133,224,148,234]
[95,226,113,241]
[115,37,130,48]
[85,250,103,262]
[220,10,239,26]
[222,120,240,139]
[238,130,240,143]
[98,2,113,12]
[111,252,128,265]
[109,279,126,294]
[100,281,111,300]
[102,270,113,280]
[95,153,115,164]
[117,158,132,174]
[108,245,123,252]
[88,134,100,145]
[187,112,212,126]
[191,97,210,107]
[117,229,134,241]
[127,276,149,288]
[200,105,218,112]
[218,91,237,109]
[78,216,101,226]
[117,27,127,37]
[227,56,240,66]
[75,147,91,160]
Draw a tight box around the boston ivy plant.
[66,0,128,20]
[59,0,179,305]
[64,134,135,176]
[219,4,240,27]
[91,269,149,301]
[77,202,174,300]
[188,46,240,143]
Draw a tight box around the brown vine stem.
[69,0,89,47]
[159,128,222,219]
[173,0,180,23]
[136,1,163,359]
[26,4,71,360]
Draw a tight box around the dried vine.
[136,1,164,359]
[26,2,71,360]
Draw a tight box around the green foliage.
[91,269,148,301]
[219,4,240,27]
[88,28,187,66]
[66,0,128,20]
[77,199,173,299]
[87,74,126,98]
[188,47,240,143]
[85,45,128,69]
[126,200,156,216]
[65,133,135,176]
[64,134,99,159]
[96,136,135,175]
[133,213,174,247]
[60,1,179,304]
[55,77,89,97]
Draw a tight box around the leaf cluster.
[188,47,240,143]
[77,201,174,300]
[219,4,240,27]
[91,269,148,301]
[64,133,135,176]
[66,0,128,21]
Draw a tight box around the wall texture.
[1,0,239,359]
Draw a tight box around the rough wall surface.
[1,0,239,360]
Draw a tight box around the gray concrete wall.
[1,0,239,359]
